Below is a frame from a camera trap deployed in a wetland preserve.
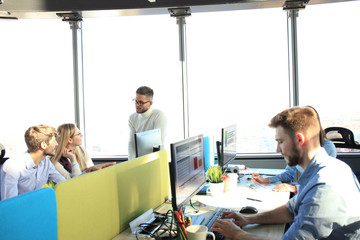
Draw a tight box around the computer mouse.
[240,206,258,214]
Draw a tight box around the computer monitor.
[134,128,162,158]
[169,134,207,211]
[218,124,237,171]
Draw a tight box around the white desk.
[114,172,289,240]
[190,173,289,238]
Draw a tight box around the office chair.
[325,127,360,182]
[0,143,5,165]
[324,127,360,149]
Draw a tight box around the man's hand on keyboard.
[211,219,251,240]
[221,211,249,227]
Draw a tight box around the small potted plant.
[206,166,225,196]
[206,166,224,183]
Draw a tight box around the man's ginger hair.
[269,106,321,143]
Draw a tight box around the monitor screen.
[134,128,162,158]
[220,124,237,170]
[169,135,206,211]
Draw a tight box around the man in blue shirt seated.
[0,125,66,200]
[252,138,337,193]
[252,111,337,193]
[212,106,360,239]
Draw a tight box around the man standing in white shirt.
[128,86,167,160]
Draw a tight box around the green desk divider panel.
[0,188,58,240]
[54,150,170,240]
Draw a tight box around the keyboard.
[203,208,231,240]
[188,215,205,225]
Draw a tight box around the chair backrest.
[324,127,360,149]
[0,143,5,165]
[0,188,58,240]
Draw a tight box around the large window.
[0,19,73,157]
[298,1,360,149]
[186,8,289,153]
[1,2,360,158]
[82,15,182,156]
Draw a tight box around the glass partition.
[0,19,73,157]
[186,8,289,153]
[83,15,182,156]
[298,1,360,151]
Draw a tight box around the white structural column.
[58,13,86,145]
[169,8,191,139]
[284,0,308,107]
[286,9,300,107]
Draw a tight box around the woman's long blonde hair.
[51,123,86,171]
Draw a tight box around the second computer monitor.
[134,128,162,158]
[169,134,206,211]
[219,124,237,171]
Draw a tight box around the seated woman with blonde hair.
[51,123,115,179]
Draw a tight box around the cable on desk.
[135,209,177,240]
[189,199,200,213]
[158,210,176,239]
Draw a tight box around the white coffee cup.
[186,225,216,240]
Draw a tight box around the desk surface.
[113,172,289,240]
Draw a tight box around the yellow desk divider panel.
[54,149,170,240]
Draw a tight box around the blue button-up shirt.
[0,152,66,200]
[283,148,360,239]
[269,165,297,183]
